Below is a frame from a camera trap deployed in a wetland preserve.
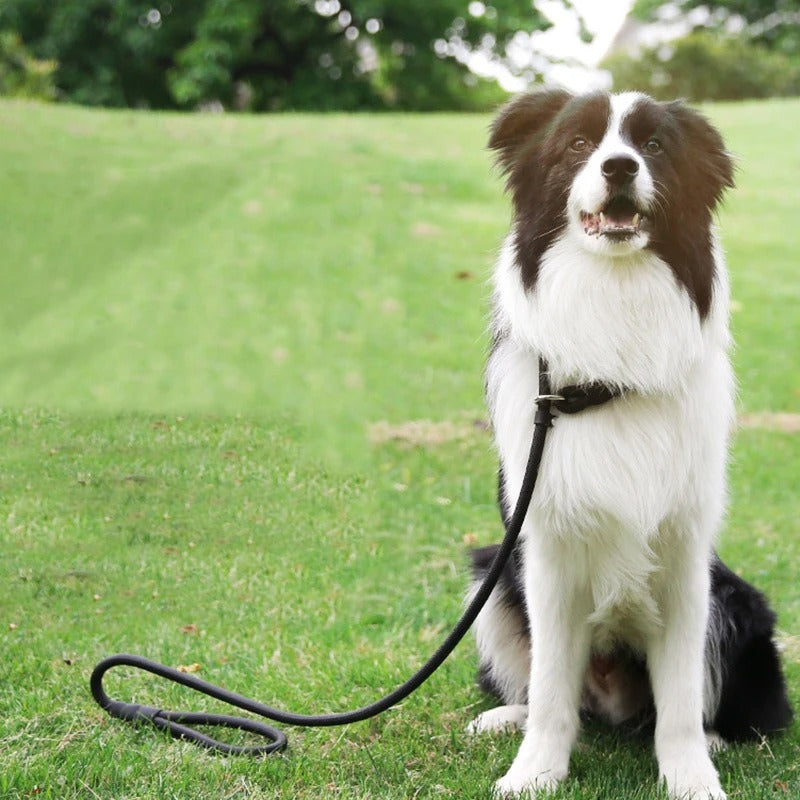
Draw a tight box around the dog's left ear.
[489,89,572,174]
[668,101,735,205]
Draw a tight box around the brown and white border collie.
[466,91,792,799]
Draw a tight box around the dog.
[466,90,792,799]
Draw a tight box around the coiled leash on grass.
[90,358,621,756]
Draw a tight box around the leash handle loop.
[90,653,288,755]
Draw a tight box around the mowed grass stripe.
[1,100,798,433]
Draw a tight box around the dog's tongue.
[602,210,640,232]
[581,193,644,237]
[605,209,635,225]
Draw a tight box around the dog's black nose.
[601,155,639,186]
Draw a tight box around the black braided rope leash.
[90,358,622,756]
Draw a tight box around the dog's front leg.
[648,550,726,800]
[495,542,590,796]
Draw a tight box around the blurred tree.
[0,0,552,110]
[632,0,800,56]
[0,1,203,106]
[0,30,56,100]
[606,29,800,101]
[615,0,800,100]
[167,0,382,111]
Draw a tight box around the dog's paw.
[493,764,564,797]
[665,780,726,800]
[661,758,726,800]
[467,704,527,736]
[705,730,727,753]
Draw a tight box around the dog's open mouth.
[581,195,645,239]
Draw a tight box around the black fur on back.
[709,556,794,741]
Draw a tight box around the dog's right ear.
[489,89,572,174]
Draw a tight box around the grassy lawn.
[1,98,798,799]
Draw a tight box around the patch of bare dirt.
[369,412,799,446]
[411,221,440,237]
[367,418,488,447]
[738,412,800,433]
[776,632,800,663]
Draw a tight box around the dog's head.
[490,90,734,316]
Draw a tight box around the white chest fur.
[487,233,735,641]
[492,232,731,393]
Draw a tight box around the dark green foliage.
[606,30,800,102]
[0,1,204,107]
[167,0,379,111]
[0,0,548,110]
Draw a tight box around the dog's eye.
[644,138,662,154]
[570,137,590,153]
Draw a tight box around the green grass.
[1,98,798,799]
